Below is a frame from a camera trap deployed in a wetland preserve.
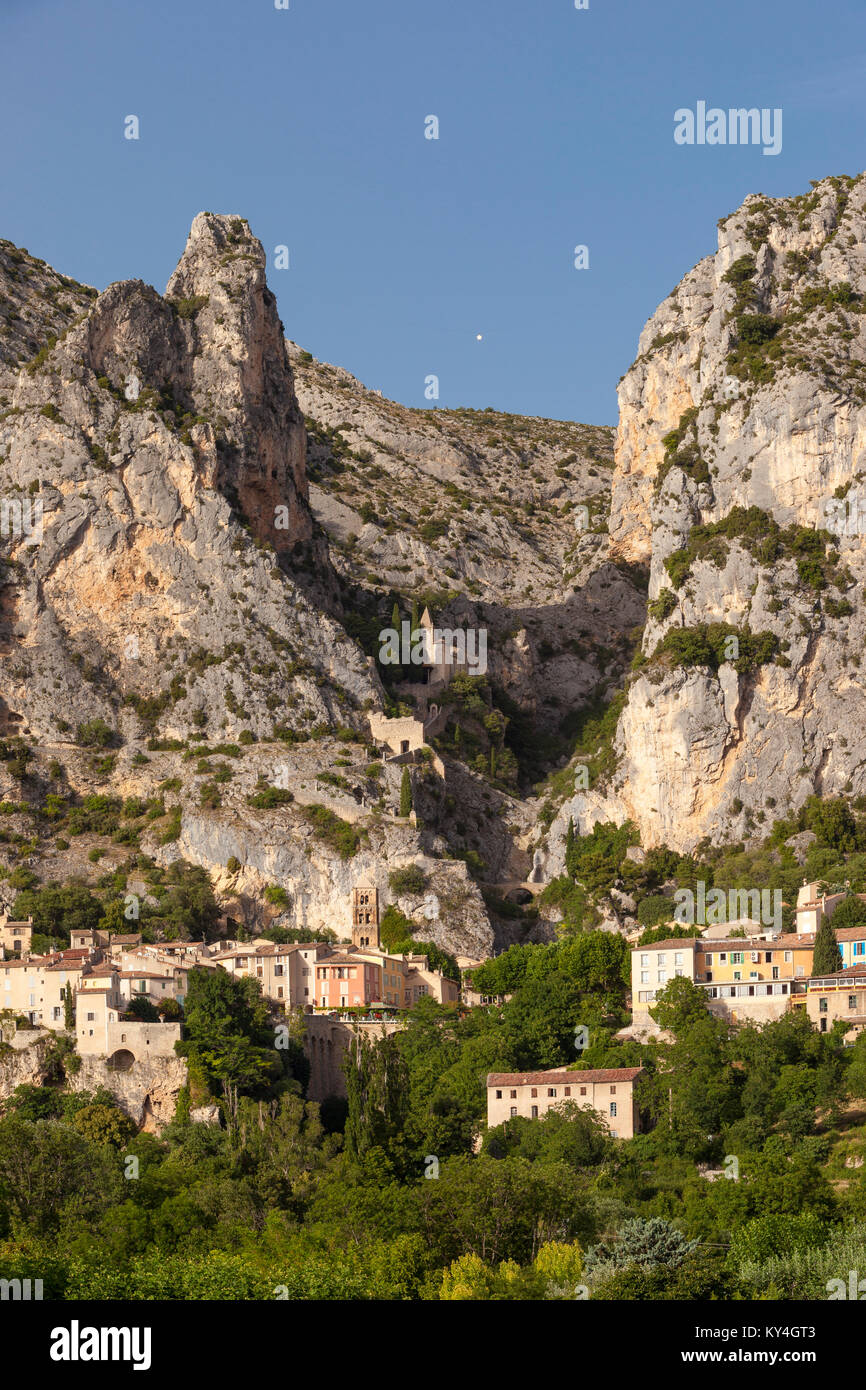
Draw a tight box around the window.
[657,954,666,966]
[580,1086,587,1096]
[856,942,866,958]
[819,998,828,1013]
[610,1085,616,1094]
[784,950,792,963]
[640,954,649,967]
[548,1088,556,1098]
[609,1102,617,1117]
[849,996,858,1010]
[495,1090,502,1100]
[530,1087,537,1097]
[674,952,683,967]
[510,1089,517,1099]
[640,970,649,984]
[510,1106,517,1117]
[731,952,744,965]
[86,1011,95,1022]
[733,971,741,981]
[531,1105,538,1119]
[564,1086,571,1097]
[719,953,727,963]
[657,970,667,983]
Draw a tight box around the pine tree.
[399,767,412,818]
[812,914,843,974]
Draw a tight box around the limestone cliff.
[558,173,866,852]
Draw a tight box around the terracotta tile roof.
[634,934,818,952]
[487,1066,643,1087]
[809,965,866,983]
[631,938,700,952]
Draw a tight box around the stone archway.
[106,1048,135,1072]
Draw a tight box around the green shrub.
[246,787,294,809]
[75,718,115,748]
[388,864,428,896]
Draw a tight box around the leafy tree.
[636,895,676,927]
[483,1101,612,1168]
[12,882,102,945]
[0,1118,123,1237]
[72,1103,137,1149]
[344,1031,410,1172]
[178,968,282,1099]
[126,997,161,1022]
[829,895,866,929]
[420,1155,594,1267]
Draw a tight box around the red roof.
[487,1066,643,1087]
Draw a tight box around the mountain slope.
[546,172,866,857]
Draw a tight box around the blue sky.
[2,0,865,424]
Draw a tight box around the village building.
[0,911,32,957]
[791,965,866,1039]
[486,1066,644,1140]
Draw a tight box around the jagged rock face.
[610,175,866,562]
[598,174,866,849]
[0,1033,53,1100]
[69,1053,188,1132]
[165,214,312,553]
[290,342,617,609]
[0,239,97,395]
[0,213,378,744]
[289,342,646,737]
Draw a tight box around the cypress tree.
[391,601,400,634]
[63,982,75,1030]
[399,767,412,818]
[565,816,576,878]
[812,914,843,974]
